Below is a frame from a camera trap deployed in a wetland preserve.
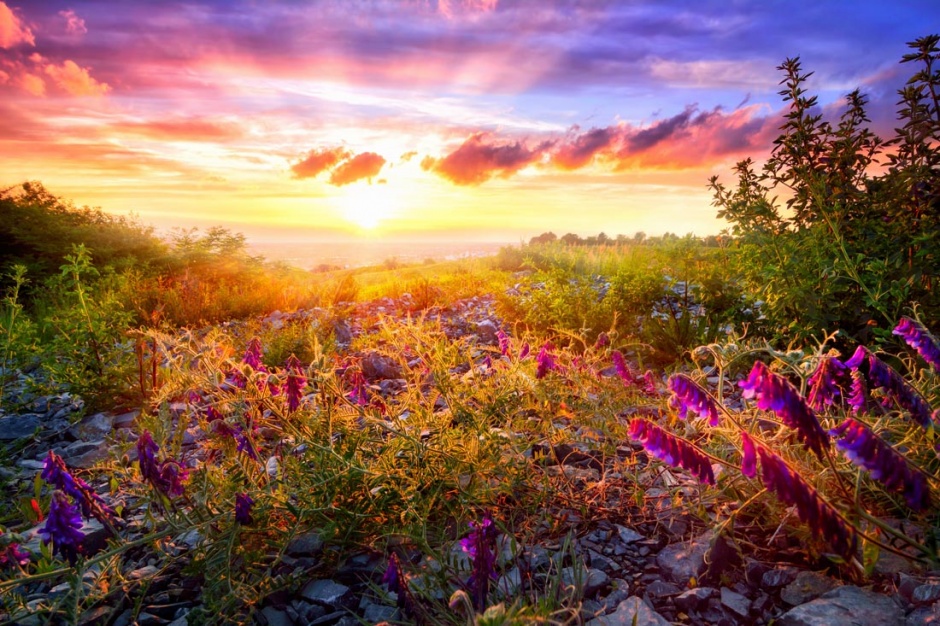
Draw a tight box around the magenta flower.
[535,343,558,379]
[41,451,115,524]
[137,431,188,498]
[806,357,848,412]
[756,446,857,560]
[741,432,757,479]
[285,355,307,413]
[894,317,940,372]
[629,418,715,485]
[594,332,610,349]
[831,418,930,511]
[347,370,369,406]
[739,361,829,460]
[497,329,510,356]
[204,405,223,422]
[668,374,720,426]
[0,533,30,569]
[848,346,934,427]
[612,350,636,385]
[383,553,418,618]
[39,491,84,562]
[460,513,498,611]
[641,370,660,395]
[848,369,868,413]
[234,493,254,525]
[243,337,267,372]
[234,426,259,461]
[518,342,530,360]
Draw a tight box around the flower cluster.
[629,418,715,485]
[243,337,268,372]
[535,343,559,379]
[285,355,307,413]
[137,431,189,498]
[383,553,418,619]
[894,316,940,372]
[755,445,857,561]
[806,357,849,412]
[460,513,498,611]
[831,418,930,510]
[41,451,115,525]
[739,361,829,460]
[0,531,30,569]
[846,346,934,427]
[741,432,757,479]
[234,493,254,525]
[612,350,636,385]
[496,329,510,356]
[38,491,85,562]
[668,374,720,426]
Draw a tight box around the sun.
[335,181,402,230]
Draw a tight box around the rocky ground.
[2,294,939,625]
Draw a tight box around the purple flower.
[234,493,254,525]
[137,431,189,498]
[518,342,530,360]
[41,451,115,524]
[641,370,660,396]
[243,337,267,372]
[383,553,417,618]
[460,513,498,611]
[849,347,934,427]
[831,418,930,511]
[806,357,848,412]
[894,317,940,372]
[347,370,369,406]
[497,329,510,356]
[739,361,830,460]
[535,343,557,379]
[741,432,757,479]
[848,369,868,413]
[39,491,84,561]
[628,419,715,485]
[668,374,720,426]
[0,533,30,569]
[594,332,610,349]
[205,405,224,422]
[612,350,636,385]
[285,355,307,413]
[234,426,259,461]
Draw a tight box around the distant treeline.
[527,231,728,247]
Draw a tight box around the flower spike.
[894,317,940,372]
[629,418,715,485]
[668,374,720,426]
[806,357,848,412]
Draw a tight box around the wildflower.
[641,370,660,395]
[893,316,940,372]
[460,513,498,612]
[739,361,829,460]
[668,374,720,426]
[497,329,510,356]
[594,332,610,349]
[612,350,636,385]
[347,370,369,406]
[518,342,530,360]
[38,491,84,562]
[234,493,254,525]
[741,432,757,479]
[285,355,307,413]
[204,405,223,422]
[848,347,934,427]
[756,446,857,560]
[628,419,715,485]
[41,451,115,525]
[383,553,418,618]
[243,337,267,372]
[831,418,930,511]
[0,532,30,569]
[137,431,188,498]
[806,357,848,412]
[535,343,557,379]
[234,426,259,461]
[847,369,868,413]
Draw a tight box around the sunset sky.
[0,1,934,243]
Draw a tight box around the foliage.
[710,35,940,347]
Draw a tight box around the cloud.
[43,59,110,96]
[113,118,242,141]
[329,152,386,186]
[552,126,617,170]
[291,147,351,179]
[627,105,704,151]
[423,132,551,185]
[59,9,87,36]
[0,1,34,48]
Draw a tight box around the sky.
[0,1,936,244]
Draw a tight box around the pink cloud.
[59,9,87,36]
[329,152,386,186]
[0,1,34,48]
[113,118,242,141]
[423,132,551,185]
[291,147,352,179]
[43,59,110,96]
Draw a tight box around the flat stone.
[906,602,940,625]
[655,530,713,584]
[614,525,644,544]
[720,586,751,618]
[260,606,293,626]
[778,585,902,626]
[645,580,680,597]
[562,566,610,597]
[763,566,799,588]
[300,579,350,607]
[913,583,940,605]
[287,532,324,556]
[781,571,840,606]
[586,596,671,626]
[0,414,41,440]
[362,603,397,623]
[674,587,715,613]
[68,412,113,440]
[112,410,139,429]
[61,439,110,468]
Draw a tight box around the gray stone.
[0,414,40,440]
[913,584,940,605]
[614,525,644,544]
[496,567,522,597]
[781,571,840,606]
[287,532,324,556]
[362,602,397,623]
[674,587,715,613]
[778,585,903,626]
[655,530,713,584]
[645,580,680,597]
[300,579,350,607]
[586,596,671,626]
[112,410,139,429]
[361,352,401,380]
[906,602,940,625]
[763,566,799,588]
[720,586,751,618]
[61,439,109,468]
[259,606,293,626]
[475,320,499,343]
[68,412,113,440]
[562,566,610,597]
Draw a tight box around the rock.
[586,596,671,626]
[778,585,903,626]
[614,525,644,544]
[60,439,110,468]
[112,410,140,430]
[287,532,324,556]
[906,602,940,625]
[259,606,293,626]
[361,352,401,380]
[913,584,940,605]
[781,571,840,606]
[68,412,113,440]
[720,586,751,618]
[558,566,609,597]
[674,587,715,613]
[655,530,713,584]
[333,321,353,345]
[644,580,680,598]
[475,320,499,343]
[300,579,350,607]
[361,602,397,623]
[0,414,41,440]
[763,566,799,589]
[745,559,770,587]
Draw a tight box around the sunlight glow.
[334,181,403,230]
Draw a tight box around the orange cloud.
[0,1,34,48]
[423,132,551,185]
[329,152,386,186]
[113,118,242,141]
[291,147,352,179]
[43,59,110,96]
[552,127,618,170]
[59,9,87,36]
